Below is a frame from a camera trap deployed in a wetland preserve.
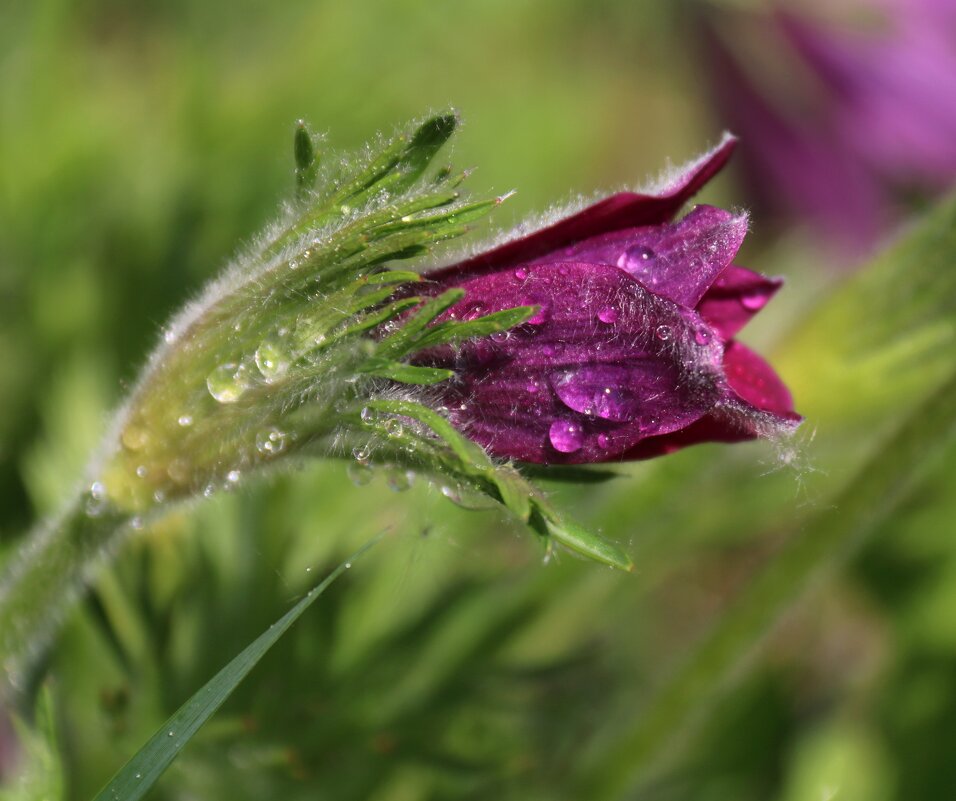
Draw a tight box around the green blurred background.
[2,1,955,799]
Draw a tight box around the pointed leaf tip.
[294,119,319,196]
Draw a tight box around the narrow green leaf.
[366,197,499,240]
[413,305,538,350]
[364,269,423,286]
[90,535,382,801]
[365,399,491,472]
[533,505,634,572]
[376,289,465,356]
[293,119,318,199]
[364,362,455,385]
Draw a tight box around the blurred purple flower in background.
[700,0,956,256]
[418,138,800,464]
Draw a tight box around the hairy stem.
[0,497,133,699]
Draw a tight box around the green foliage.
[92,537,380,801]
[2,3,955,800]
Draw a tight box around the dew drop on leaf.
[207,362,251,403]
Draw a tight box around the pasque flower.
[699,0,956,255]
[418,137,800,464]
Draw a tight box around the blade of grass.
[90,533,383,801]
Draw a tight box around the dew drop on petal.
[551,367,642,423]
[740,291,768,311]
[352,444,371,464]
[597,433,610,449]
[694,327,712,345]
[617,245,655,273]
[655,324,672,341]
[598,306,619,324]
[227,469,241,483]
[458,301,486,320]
[548,419,584,453]
[514,267,528,280]
[177,415,193,427]
[526,301,550,325]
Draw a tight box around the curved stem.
[0,497,132,699]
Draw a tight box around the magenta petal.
[609,340,798,461]
[696,265,783,340]
[420,262,726,463]
[722,340,794,416]
[427,136,737,283]
[526,205,748,308]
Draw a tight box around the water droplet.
[167,459,190,484]
[514,267,528,280]
[255,427,288,456]
[227,469,241,483]
[655,325,672,341]
[458,301,486,320]
[135,773,142,780]
[167,731,174,737]
[347,462,373,486]
[135,465,148,478]
[549,420,584,453]
[207,362,251,404]
[352,444,371,464]
[163,328,176,344]
[694,327,711,345]
[203,483,216,498]
[360,406,375,423]
[740,291,767,311]
[526,380,539,394]
[598,306,619,324]
[440,484,497,510]
[345,562,352,569]
[526,301,550,326]
[491,331,510,342]
[551,367,642,423]
[306,566,312,573]
[121,425,150,452]
[86,481,108,517]
[597,433,610,449]
[384,418,403,438]
[255,336,291,382]
[131,516,143,530]
[617,245,655,273]
[153,489,166,503]
[177,414,193,427]
[386,468,411,492]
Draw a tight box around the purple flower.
[700,0,956,255]
[417,138,800,464]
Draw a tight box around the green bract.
[0,114,631,692]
